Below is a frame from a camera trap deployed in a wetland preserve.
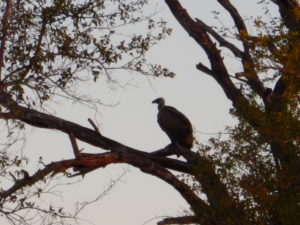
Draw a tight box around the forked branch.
[163,0,266,132]
[217,0,265,97]
[0,150,211,224]
[195,18,243,58]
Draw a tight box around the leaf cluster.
[0,0,172,107]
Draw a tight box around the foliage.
[1,0,172,107]
[191,0,300,224]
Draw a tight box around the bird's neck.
[158,103,164,110]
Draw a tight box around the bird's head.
[152,97,165,109]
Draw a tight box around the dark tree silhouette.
[0,0,299,225]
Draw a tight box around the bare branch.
[196,62,214,76]
[0,91,192,173]
[195,18,243,58]
[217,0,248,37]
[68,133,102,177]
[69,132,81,158]
[88,118,101,134]
[151,144,176,157]
[217,0,266,97]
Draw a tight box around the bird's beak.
[152,99,158,104]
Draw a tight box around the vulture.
[152,97,193,150]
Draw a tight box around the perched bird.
[152,97,193,150]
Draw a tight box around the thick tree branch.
[163,0,267,132]
[69,132,81,158]
[0,151,213,224]
[217,0,248,39]
[0,91,192,173]
[192,155,248,224]
[272,0,300,33]
[196,62,214,76]
[0,112,15,120]
[0,90,250,224]
[151,144,177,157]
[0,0,12,80]
[163,0,237,99]
[0,152,125,200]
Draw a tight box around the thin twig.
[69,132,81,158]
[88,118,101,134]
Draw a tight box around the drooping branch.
[0,0,12,80]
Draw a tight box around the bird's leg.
[175,143,196,163]
[172,143,182,157]
[151,143,177,157]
